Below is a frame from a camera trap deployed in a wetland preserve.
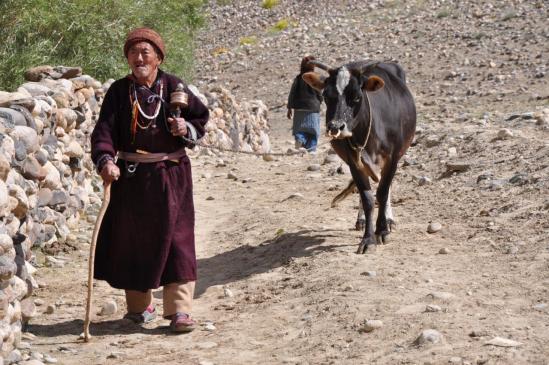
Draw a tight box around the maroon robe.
[91,70,209,291]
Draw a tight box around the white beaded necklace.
[134,82,163,129]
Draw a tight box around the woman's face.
[127,41,162,83]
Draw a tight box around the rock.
[0,107,27,128]
[227,172,238,180]
[428,291,455,301]
[19,360,46,365]
[285,193,304,200]
[424,135,442,147]
[533,303,547,311]
[262,154,274,162]
[45,305,55,314]
[323,154,340,164]
[9,125,39,154]
[203,322,216,332]
[359,319,383,333]
[307,164,321,171]
[425,304,442,312]
[223,287,234,298]
[43,354,58,364]
[449,357,463,364]
[45,256,65,268]
[196,341,218,350]
[484,337,522,347]
[64,140,84,158]
[446,161,471,173]
[0,255,17,280]
[99,299,118,316]
[414,329,443,346]
[21,297,37,321]
[418,176,432,186]
[21,156,47,181]
[505,245,519,254]
[360,271,377,277]
[496,128,513,140]
[438,247,450,254]
[427,222,442,233]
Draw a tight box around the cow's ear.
[363,75,385,92]
[302,72,326,91]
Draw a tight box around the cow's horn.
[308,60,332,72]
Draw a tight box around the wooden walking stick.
[83,182,111,342]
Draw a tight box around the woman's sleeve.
[181,87,209,142]
[91,85,119,171]
[287,77,298,109]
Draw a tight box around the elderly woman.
[91,27,209,333]
[287,56,323,152]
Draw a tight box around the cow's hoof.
[357,242,377,254]
[387,219,396,232]
[376,234,390,245]
[355,219,366,231]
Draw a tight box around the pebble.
[34,299,45,306]
[45,305,55,314]
[45,256,65,268]
[533,303,547,311]
[428,291,455,301]
[223,287,234,298]
[414,329,443,346]
[99,299,117,316]
[438,247,450,254]
[286,193,304,200]
[196,342,218,350]
[505,245,519,254]
[359,319,384,333]
[427,222,442,233]
[206,196,215,200]
[43,355,58,364]
[307,164,321,171]
[204,322,216,332]
[425,304,442,312]
[360,271,377,277]
[262,154,274,162]
[323,154,339,164]
[497,128,513,140]
[418,176,432,186]
[484,337,522,347]
[227,172,238,180]
[449,357,463,364]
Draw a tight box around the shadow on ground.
[196,229,350,297]
[27,318,169,341]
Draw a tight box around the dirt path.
[24,1,548,364]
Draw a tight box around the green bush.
[271,19,289,32]
[0,0,206,91]
[261,0,279,9]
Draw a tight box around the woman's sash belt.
[117,147,186,163]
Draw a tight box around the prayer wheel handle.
[170,83,188,119]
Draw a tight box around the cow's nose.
[338,123,347,131]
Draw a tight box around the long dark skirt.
[94,156,196,292]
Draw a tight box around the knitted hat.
[124,27,166,60]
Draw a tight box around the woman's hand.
[100,160,120,184]
[167,117,188,137]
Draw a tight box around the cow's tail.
[331,179,357,208]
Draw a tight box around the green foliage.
[0,0,206,91]
[261,0,279,10]
[239,36,257,46]
[270,19,289,32]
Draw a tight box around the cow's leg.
[385,187,395,231]
[356,203,365,231]
[375,157,399,244]
[348,166,376,254]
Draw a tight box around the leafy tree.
[0,0,206,91]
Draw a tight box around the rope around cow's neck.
[347,90,373,153]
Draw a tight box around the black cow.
[303,60,416,253]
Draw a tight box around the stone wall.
[0,66,270,364]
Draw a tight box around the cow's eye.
[353,97,361,104]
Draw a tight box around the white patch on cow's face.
[336,67,350,95]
